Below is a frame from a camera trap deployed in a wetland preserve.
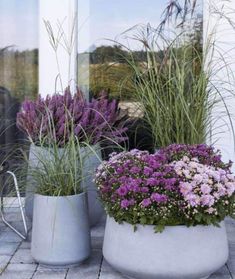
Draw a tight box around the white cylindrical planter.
[103,216,229,279]
[25,144,104,226]
[31,193,91,267]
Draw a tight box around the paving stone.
[0,263,37,279]
[19,241,31,249]
[32,266,67,279]
[100,259,127,279]
[0,223,6,233]
[100,260,129,279]
[91,236,103,250]
[0,242,19,255]
[0,255,12,274]
[226,256,235,276]
[11,248,35,264]
[91,223,105,239]
[66,249,102,279]
[1,212,25,222]
[0,231,23,243]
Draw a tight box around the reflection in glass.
[77,0,203,150]
[0,0,38,193]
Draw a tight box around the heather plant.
[16,88,127,147]
[95,148,235,232]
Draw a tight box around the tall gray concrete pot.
[31,192,91,267]
[103,216,229,279]
[25,144,104,226]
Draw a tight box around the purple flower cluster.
[171,156,235,218]
[17,88,127,146]
[158,144,232,170]
[95,147,235,230]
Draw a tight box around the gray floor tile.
[0,231,23,243]
[66,250,102,279]
[19,241,31,249]
[32,266,67,279]
[100,260,127,279]
[0,255,12,274]
[10,248,35,264]
[91,237,103,250]
[0,263,37,279]
[0,242,19,255]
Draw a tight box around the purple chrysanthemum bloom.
[116,186,128,197]
[120,199,130,209]
[151,193,168,203]
[146,178,158,186]
[143,167,153,176]
[141,187,149,193]
[130,166,141,174]
[200,195,215,207]
[141,198,152,208]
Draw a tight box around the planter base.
[103,217,228,279]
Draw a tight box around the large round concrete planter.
[31,193,91,267]
[25,144,104,226]
[103,216,229,279]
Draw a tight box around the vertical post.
[39,0,78,97]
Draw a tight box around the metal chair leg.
[0,171,28,240]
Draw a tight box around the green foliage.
[118,24,234,148]
[89,63,136,100]
[28,136,84,196]
[0,49,38,102]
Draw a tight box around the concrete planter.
[25,144,104,226]
[31,193,91,267]
[103,216,229,279]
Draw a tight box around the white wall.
[204,0,235,168]
[39,0,77,96]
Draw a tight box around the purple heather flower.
[17,88,127,146]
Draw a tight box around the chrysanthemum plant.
[95,145,235,232]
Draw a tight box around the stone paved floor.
[0,206,234,279]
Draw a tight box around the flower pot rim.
[34,192,86,199]
[107,215,224,230]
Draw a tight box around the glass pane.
[0,0,38,192]
[77,0,203,150]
